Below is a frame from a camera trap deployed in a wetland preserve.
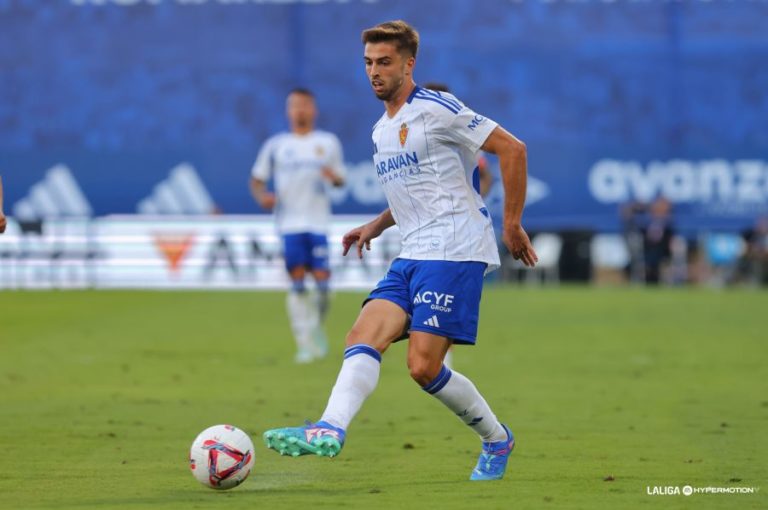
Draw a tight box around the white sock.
[286,292,313,352]
[315,286,330,321]
[306,290,321,336]
[424,365,507,442]
[319,344,381,430]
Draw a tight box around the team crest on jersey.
[399,123,409,146]
[315,146,325,157]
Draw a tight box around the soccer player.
[263,21,537,481]
[250,89,346,363]
[0,175,6,233]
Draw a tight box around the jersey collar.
[406,85,421,104]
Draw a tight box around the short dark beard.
[375,76,404,102]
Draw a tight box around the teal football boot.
[263,421,345,458]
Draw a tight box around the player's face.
[364,42,414,101]
[286,93,317,131]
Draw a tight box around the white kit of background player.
[250,89,346,363]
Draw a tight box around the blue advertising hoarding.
[2,0,767,234]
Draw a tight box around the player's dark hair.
[423,83,450,93]
[289,88,315,99]
[361,20,419,58]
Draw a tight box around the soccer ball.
[189,424,255,490]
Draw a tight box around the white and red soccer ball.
[190,424,255,490]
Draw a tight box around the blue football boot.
[470,424,515,481]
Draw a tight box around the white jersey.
[372,86,500,270]
[251,130,345,234]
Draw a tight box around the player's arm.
[480,127,537,267]
[250,139,277,210]
[0,175,6,233]
[342,208,395,259]
[321,136,347,187]
[249,177,276,210]
[321,167,345,187]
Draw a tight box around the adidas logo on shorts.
[423,315,441,328]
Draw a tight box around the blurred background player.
[0,175,6,233]
[622,197,675,285]
[738,216,768,285]
[250,88,346,363]
[422,82,493,368]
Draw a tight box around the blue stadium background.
[2,0,767,233]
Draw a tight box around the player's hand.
[342,226,365,257]
[342,221,383,259]
[321,166,343,186]
[258,193,277,211]
[0,212,6,234]
[503,223,538,267]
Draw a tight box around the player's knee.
[288,266,307,280]
[407,356,442,387]
[344,326,363,347]
[312,269,330,282]
[344,326,387,353]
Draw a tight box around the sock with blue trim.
[290,279,307,294]
[423,365,507,443]
[286,288,314,356]
[319,344,381,430]
[315,279,330,321]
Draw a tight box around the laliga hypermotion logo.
[399,123,409,146]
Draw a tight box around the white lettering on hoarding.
[589,159,768,205]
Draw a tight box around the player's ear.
[405,56,415,75]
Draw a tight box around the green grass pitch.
[1,287,766,509]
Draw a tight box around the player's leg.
[308,233,332,357]
[264,260,412,458]
[316,258,412,433]
[318,298,407,427]
[408,331,506,441]
[309,233,331,319]
[408,260,515,480]
[308,234,331,321]
[283,233,315,363]
[263,299,408,457]
[409,330,514,480]
[311,268,331,318]
[406,331,450,385]
[444,345,454,369]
